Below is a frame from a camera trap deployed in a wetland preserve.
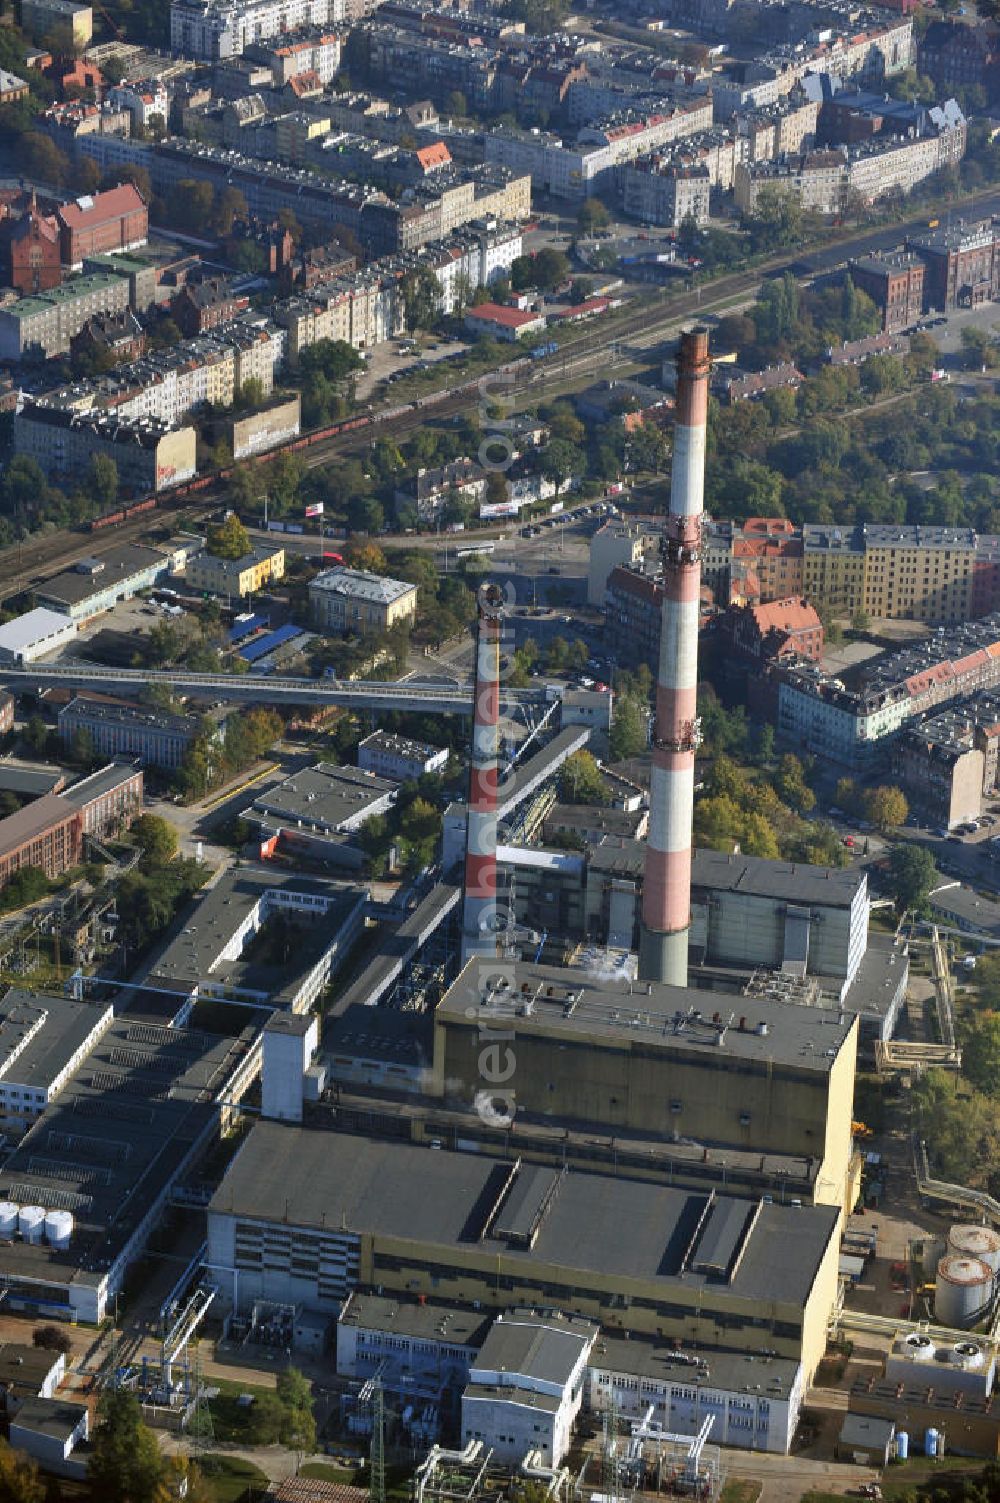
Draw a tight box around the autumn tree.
[207,511,251,560]
[863,784,908,832]
[558,750,609,805]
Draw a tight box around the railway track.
[4,185,1000,601]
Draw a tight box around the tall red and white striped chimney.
[461,582,504,964]
[639,326,711,988]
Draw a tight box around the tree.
[775,753,815,814]
[23,715,47,756]
[558,750,608,805]
[888,843,937,914]
[863,784,908,833]
[577,199,610,236]
[609,696,647,761]
[88,1390,166,1503]
[20,132,69,188]
[962,1013,1000,1096]
[756,723,775,767]
[0,1439,43,1503]
[131,813,178,865]
[744,185,803,252]
[446,89,467,117]
[32,1325,72,1355]
[87,453,118,508]
[402,265,442,331]
[207,511,251,560]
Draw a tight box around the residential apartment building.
[712,16,914,117]
[483,97,712,199]
[309,566,418,635]
[621,162,711,228]
[20,0,92,48]
[776,614,1000,772]
[588,519,648,608]
[170,0,346,60]
[0,272,130,361]
[605,565,664,670]
[58,697,216,771]
[186,545,285,598]
[734,149,847,216]
[919,19,1000,99]
[14,402,196,493]
[107,80,169,133]
[246,28,342,86]
[722,597,824,665]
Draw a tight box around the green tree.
[888,843,937,914]
[962,1014,1000,1096]
[23,715,47,756]
[88,1390,166,1503]
[577,199,610,236]
[558,750,608,805]
[446,90,467,117]
[863,784,908,833]
[87,453,118,508]
[131,813,178,865]
[207,512,251,560]
[609,696,647,760]
[402,265,442,330]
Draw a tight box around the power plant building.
[430,961,859,1215]
[206,1123,843,1382]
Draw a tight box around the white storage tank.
[18,1205,46,1244]
[935,1254,994,1327]
[0,1201,18,1238]
[948,1224,1000,1275]
[44,1210,73,1249]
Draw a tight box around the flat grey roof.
[437,961,857,1072]
[592,1333,801,1399]
[9,1396,88,1439]
[0,989,110,1092]
[359,730,445,762]
[544,804,644,837]
[245,762,396,833]
[463,1381,561,1414]
[0,764,65,797]
[691,848,864,908]
[339,1290,490,1348]
[148,866,367,1005]
[473,1312,595,1386]
[60,697,201,735]
[839,1412,895,1447]
[0,1014,255,1292]
[0,1343,62,1391]
[210,1125,840,1307]
[38,544,165,608]
[929,882,1000,937]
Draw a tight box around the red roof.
[57,183,145,231]
[749,597,821,635]
[415,141,452,170]
[466,302,541,329]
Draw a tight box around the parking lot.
[355,332,474,402]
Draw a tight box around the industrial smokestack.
[461,581,504,964]
[638,326,711,988]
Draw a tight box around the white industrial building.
[358,731,449,783]
[0,990,114,1136]
[0,608,77,665]
[462,1312,596,1466]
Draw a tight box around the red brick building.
[907,219,1000,311]
[849,252,925,331]
[0,794,82,885]
[171,277,250,336]
[56,184,148,270]
[61,762,143,837]
[0,205,61,295]
[723,596,824,666]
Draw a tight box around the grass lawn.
[720,1481,763,1503]
[299,1462,362,1483]
[195,1455,270,1503]
[883,1458,989,1496]
[801,1491,855,1503]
